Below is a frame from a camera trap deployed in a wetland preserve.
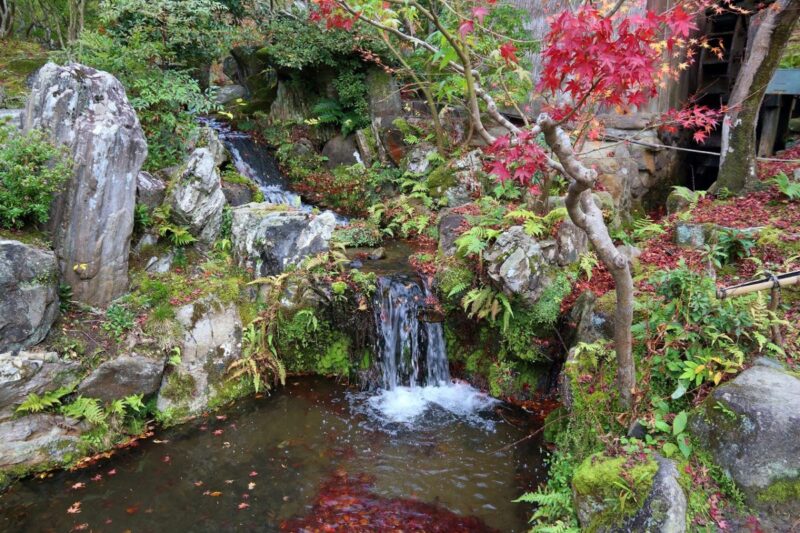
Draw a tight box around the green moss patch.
[572,453,658,531]
[758,477,800,504]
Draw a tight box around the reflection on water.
[0,378,545,532]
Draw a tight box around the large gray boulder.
[23,62,147,306]
[169,148,226,244]
[0,414,85,471]
[215,84,247,105]
[322,134,360,168]
[231,204,336,276]
[156,298,242,418]
[485,226,551,304]
[0,240,60,353]
[137,171,166,209]
[0,351,80,420]
[77,354,165,402]
[689,360,800,529]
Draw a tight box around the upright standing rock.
[169,147,226,244]
[23,62,147,306]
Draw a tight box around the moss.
[316,335,351,376]
[426,165,457,198]
[0,228,52,248]
[595,290,617,316]
[155,405,191,427]
[160,371,196,402]
[572,453,659,531]
[758,478,800,504]
[208,376,255,410]
[0,40,48,106]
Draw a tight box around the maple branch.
[336,0,521,142]
[538,113,635,408]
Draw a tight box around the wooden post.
[717,270,800,347]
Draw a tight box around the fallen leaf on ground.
[71,482,86,490]
[67,502,81,514]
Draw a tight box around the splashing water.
[367,274,497,426]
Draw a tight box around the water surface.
[0,377,545,532]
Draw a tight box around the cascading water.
[202,118,306,209]
[364,274,496,426]
[372,275,450,389]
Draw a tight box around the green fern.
[771,172,800,200]
[447,281,471,298]
[631,217,666,241]
[16,385,75,414]
[515,490,580,532]
[158,223,197,247]
[61,396,107,426]
[311,98,344,125]
[455,226,500,257]
[578,251,598,280]
[462,287,513,331]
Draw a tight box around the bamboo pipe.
[716,270,800,299]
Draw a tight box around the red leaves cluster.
[280,471,498,532]
[538,6,678,112]
[659,105,723,143]
[691,192,773,228]
[310,0,357,30]
[484,131,548,191]
[758,144,800,179]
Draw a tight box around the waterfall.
[202,118,306,209]
[372,274,451,390]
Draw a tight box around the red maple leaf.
[499,42,518,64]
[667,6,695,38]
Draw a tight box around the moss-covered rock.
[155,297,243,421]
[688,360,800,530]
[573,452,685,532]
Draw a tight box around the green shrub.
[56,0,229,170]
[102,303,136,339]
[332,219,383,247]
[0,127,71,229]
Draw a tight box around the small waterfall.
[372,275,451,390]
[202,118,306,209]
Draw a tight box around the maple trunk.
[539,115,636,408]
[716,0,800,193]
[0,0,13,38]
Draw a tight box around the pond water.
[0,377,545,532]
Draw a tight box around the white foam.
[366,382,499,425]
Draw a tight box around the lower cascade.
[365,274,497,425]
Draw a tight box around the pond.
[0,377,546,532]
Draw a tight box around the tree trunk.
[0,0,14,39]
[68,0,86,43]
[539,114,636,408]
[716,0,800,193]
